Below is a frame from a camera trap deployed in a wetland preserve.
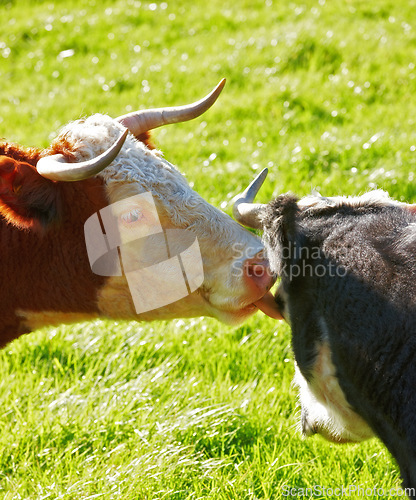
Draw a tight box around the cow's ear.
[0,155,61,230]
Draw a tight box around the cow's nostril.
[243,258,275,292]
[247,263,268,278]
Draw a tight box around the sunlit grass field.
[1,0,415,498]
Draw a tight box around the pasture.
[1,0,415,498]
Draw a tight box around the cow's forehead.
[59,114,188,183]
[297,189,402,212]
[57,113,196,202]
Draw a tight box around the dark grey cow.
[233,171,416,495]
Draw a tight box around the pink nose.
[243,256,275,296]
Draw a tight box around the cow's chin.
[309,423,370,444]
[200,288,283,325]
[98,276,277,324]
[210,303,259,325]
[211,292,283,325]
[110,291,255,324]
[132,294,266,326]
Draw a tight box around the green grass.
[0,0,414,498]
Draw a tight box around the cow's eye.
[120,208,142,225]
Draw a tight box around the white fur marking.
[296,329,374,443]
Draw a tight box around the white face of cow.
[60,115,273,324]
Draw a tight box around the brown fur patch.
[0,142,110,345]
[45,134,77,161]
[0,141,43,165]
[136,131,156,150]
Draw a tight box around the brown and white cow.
[0,81,275,348]
[233,170,416,495]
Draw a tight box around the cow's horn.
[116,79,226,137]
[37,129,128,181]
[232,168,268,229]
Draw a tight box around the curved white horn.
[232,168,268,229]
[37,129,128,182]
[116,79,226,137]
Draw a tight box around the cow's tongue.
[254,291,283,320]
